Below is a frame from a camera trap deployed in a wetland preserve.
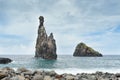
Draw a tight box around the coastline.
[0,67,120,80]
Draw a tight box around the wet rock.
[0,58,12,64]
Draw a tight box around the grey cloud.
[0,0,120,55]
[73,0,120,16]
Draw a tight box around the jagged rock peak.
[39,16,44,27]
[35,16,57,60]
[73,42,102,57]
[49,33,54,39]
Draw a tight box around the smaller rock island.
[35,16,57,60]
[73,42,102,57]
[0,58,12,64]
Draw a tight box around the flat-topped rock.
[73,42,102,57]
[0,58,12,64]
[35,16,57,60]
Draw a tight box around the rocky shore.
[0,67,120,80]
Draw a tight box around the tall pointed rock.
[35,16,57,60]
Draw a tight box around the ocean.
[0,55,120,74]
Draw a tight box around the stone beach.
[0,67,120,80]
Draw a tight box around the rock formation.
[73,42,102,57]
[0,58,12,64]
[35,16,57,60]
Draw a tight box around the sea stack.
[35,16,57,60]
[73,42,102,57]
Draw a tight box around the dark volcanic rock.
[73,42,102,57]
[35,16,57,60]
[0,58,12,64]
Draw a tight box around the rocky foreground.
[0,67,120,80]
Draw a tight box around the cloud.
[0,0,120,55]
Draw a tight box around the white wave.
[40,68,120,74]
[11,61,16,63]
[9,68,120,74]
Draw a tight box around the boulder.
[0,58,12,64]
[65,75,75,80]
[44,76,53,80]
[55,75,63,79]
[73,42,102,57]
[35,16,57,60]
[17,67,29,73]
[10,75,25,80]
[33,74,43,80]
[0,73,7,79]
[48,71,56,76]
[115,73,120,77]
[1,67,15,74]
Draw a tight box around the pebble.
[0,67,120,80]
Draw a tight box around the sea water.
[0,55,120,74]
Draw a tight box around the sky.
[0,0,120,55]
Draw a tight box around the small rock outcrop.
[73,42,102,57]
[35,16,57,60]
[0,58,12,64]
